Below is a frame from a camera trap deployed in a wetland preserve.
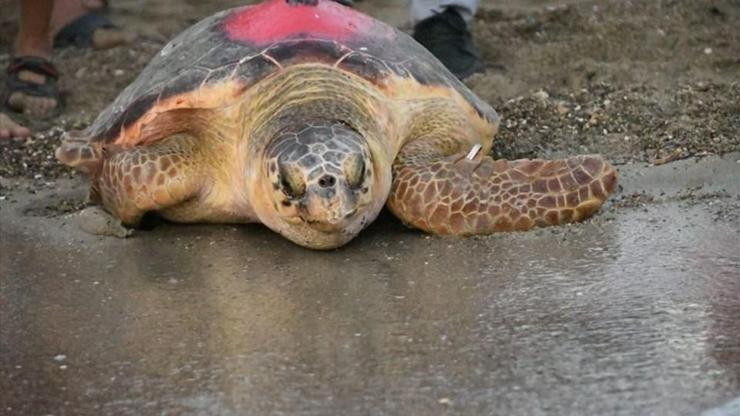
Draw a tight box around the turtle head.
[254,123,389,249]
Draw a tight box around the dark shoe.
[53,12,116,48]
[412,7,485,80]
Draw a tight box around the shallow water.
[2,155,739,415]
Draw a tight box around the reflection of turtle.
[57,0,617,249]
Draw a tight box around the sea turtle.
[56,0,617,249]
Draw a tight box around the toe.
[0,113,31,139]
[12,125,31,138]
[40,97,58,114]
[20,96,58,117]
[22,96,41,116]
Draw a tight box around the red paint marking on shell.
[224,0,381,44]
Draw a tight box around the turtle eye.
[344,154,365,189]
[279,165,305,198]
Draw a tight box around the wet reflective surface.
[2,155,739,415]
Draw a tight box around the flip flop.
[5,56,64,117]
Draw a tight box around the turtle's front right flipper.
[60,133,206,226]
[387,149,618,235]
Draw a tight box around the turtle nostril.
[318,174,336,188]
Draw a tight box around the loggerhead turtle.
[56,0,617,249]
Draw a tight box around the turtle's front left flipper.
[387,147,618,235]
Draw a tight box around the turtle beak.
[299,176,358,230]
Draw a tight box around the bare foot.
[90,27,137,50]
[0,113,32,139]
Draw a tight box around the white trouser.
[409,0,479,24]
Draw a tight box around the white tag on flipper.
[465,144,482,160]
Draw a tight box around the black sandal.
[5,56,63,116]
[53,12,117,48]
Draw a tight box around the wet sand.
[2,154,739,415]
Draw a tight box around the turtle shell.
[86,0,498,147]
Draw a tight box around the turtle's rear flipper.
[387,152,618,235]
